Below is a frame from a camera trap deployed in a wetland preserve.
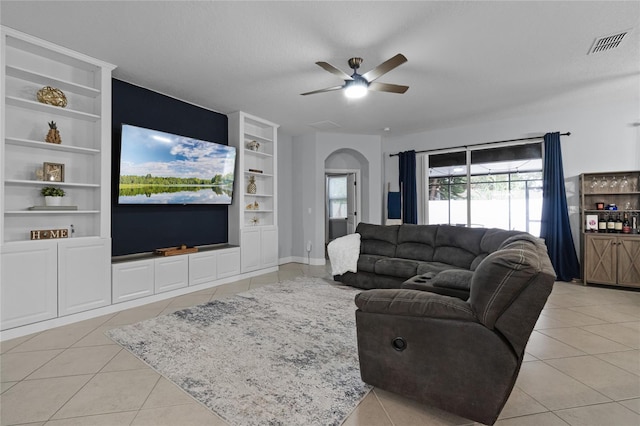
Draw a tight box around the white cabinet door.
[58,238,111,316]
[1,241,57,330]
[260,227,278,268]
[241,229,261,272]
[189,251,217,286]
[217,248,241,278]
[112,259,154,303]
[154,256,188,293]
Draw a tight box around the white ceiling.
[1,1,638,137]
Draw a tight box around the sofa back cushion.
[356,223,399,257]
[470,228,527,270]
[432,226,485,269]
[469,234,554,330]
[395,224,438,261]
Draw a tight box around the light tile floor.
[1,263,639,426]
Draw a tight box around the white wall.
[277,131,293,261]
[383,94,640,253]
[284,132,383,264]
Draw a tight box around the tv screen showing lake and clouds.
[118,124,236,204]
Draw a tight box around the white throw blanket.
[327,233,361,276]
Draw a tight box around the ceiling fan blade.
[315,62,353,81]
[300,85,344,96]
[368,82,409,94]
[361,53,407,82]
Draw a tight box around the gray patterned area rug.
[106,278,371,426]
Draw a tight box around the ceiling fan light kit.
[301,53,409,97]
[344,78,368,99]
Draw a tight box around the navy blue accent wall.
[111,79,229,256]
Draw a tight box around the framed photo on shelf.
[586,214,598,232]
[43,162,65,182]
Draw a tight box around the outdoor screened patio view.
[425,143,543,236]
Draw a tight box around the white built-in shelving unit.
[1,26,115,330]
[228,111,279,272]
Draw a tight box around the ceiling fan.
[301,53,409,98]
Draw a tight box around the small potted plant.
[41,186,65,206]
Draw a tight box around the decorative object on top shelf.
[248,168,263,174]
[40,186,65,206]
[45,121,62,144]
[247,140,260,151]
[43,162,65,182]
[246,201,259,210]
[250,216,260,226]
[247,175,257,194]
[36,86,67,108]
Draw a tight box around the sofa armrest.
[355,289,477,322]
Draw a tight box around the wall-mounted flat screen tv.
[118,124,236,205]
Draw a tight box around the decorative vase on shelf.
[247,140,260,151]
[44,196,62,206]
[247,176,257,194]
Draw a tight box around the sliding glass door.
[425,143,543,235]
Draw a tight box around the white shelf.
[244,193,272,198]
[244,148,273,158]
[6,65,100,98]
[5,179,100,188]
[5,137,100,154]
[244,131,273,144]
[6,96,100,121]
[245,171,273,177]
[245,209,273,213]
[5,210,100,215]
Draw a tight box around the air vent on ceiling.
[588,30,629,54]
[307,120,341,131]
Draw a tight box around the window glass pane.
[328,176,347,198]
[329,200,347,218]
[425,147,542,234]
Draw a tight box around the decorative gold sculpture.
[246,201,260,210]
[45,121,62,144]
[247,175,257,194]
[37,86,67,107]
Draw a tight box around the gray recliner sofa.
[335,222,526,299]
[353,233,555,425]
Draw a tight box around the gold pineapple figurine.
[45,121,61,144]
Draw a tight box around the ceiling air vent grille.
[308,120,341,131]
[589,31,629,54]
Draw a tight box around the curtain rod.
[389,132,571,157]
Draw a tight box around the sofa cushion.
[358,254,387,273]
[357,223,399,257]
[432,226,485,269]
[431,270,474,291]
[470,228,526,270]
[374,258,419,278]
[395,224,438,261]
[416,261,463,275]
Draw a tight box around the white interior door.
[346,173,357,234]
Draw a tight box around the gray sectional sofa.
[335,222,527,299]
[354,232,556,424]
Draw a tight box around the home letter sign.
[30,228,69,240]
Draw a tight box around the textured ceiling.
[1,1,638,137]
